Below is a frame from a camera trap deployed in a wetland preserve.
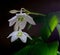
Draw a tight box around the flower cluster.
[7,8,36,43]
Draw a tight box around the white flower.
[8,9,36,31]
[7,30,32,43]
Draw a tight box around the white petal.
[23,32,32,40]
[19,34,27,43]
[16,13,26,16]
[8,16,17,26]
[14,21,19,31]
[7,31,18,38]
[7,32,14,38]
[24,14,36,25]
[19,21,27,29]
[11,36,18,42]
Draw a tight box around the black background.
[0,0,60,55]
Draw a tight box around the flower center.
[18,17,24,22]
[17,32,23,37]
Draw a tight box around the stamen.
[18,17,24,22]
[17,32,23,37]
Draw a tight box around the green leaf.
[48,41,59,55]
[40,15,58,40]
[13,41,49,55]
[14,41,59,55]
[13,45,33,55]
[30,41,59,55]
[13,41,59,55]
[48,15,58,32]
[40,24,51,40]
[48,11,60,23]
[30,41,49,55]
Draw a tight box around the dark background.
[0,0,60,55]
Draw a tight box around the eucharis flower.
[7,30,32,43]
[8,8,36,31]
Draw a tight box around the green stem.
[27,24,32,30]
[30,12,46,16]
[23,8,46,16]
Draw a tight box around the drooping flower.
[8,8,36,31]
[7,30,32,43]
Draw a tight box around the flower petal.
[7,32,13,38]
[19,34,27,43]
[23,32,32,40]
[14,21,19,31]
[19,21,27,29]
[24,14,36,25]
[8,16,17,26]
[7,31,18,38]
[11,35,18,42]
[7,33,13,38]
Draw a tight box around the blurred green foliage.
[13,14,59,55]
[13,41,58,55]
[40,15,58,40]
